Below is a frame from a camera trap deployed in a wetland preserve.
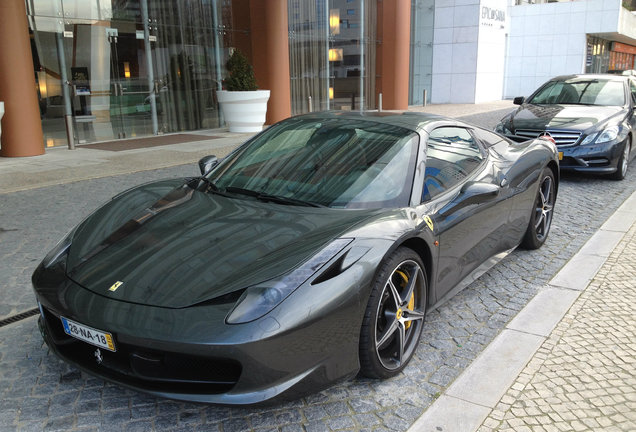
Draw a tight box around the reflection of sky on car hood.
[514,104,622,130]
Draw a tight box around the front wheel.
[520,168,556,250]
[359,248,427,379]
[610,138,631,180]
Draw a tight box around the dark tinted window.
[422,127,484,201]
[529,79,625,106]
[211,117,419,209]
[630,79,636,103]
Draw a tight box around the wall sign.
[479,0,507,32]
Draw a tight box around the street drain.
[0,308,39,327]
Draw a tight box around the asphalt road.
[1,109,635,432]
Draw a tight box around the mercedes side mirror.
[513,96,525,106]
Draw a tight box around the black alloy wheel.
[610,138,631,180]
[520,168,556,250]
[359,247,427,378]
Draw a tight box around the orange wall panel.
[0,0,44,156]
[249,0,291,124]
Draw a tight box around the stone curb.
[407,188,636,432]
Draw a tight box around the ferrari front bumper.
[33,265,375,405]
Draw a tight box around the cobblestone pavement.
[478,221,636,432]
[1,110,635,431]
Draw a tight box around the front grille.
[514,129,582,147]
[41,307,241,394]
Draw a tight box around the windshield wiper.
[258,193,326,208]
[199,177,233,197]
[225,186,325,207]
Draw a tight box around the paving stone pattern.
[479,221,636,432]
[1,112,635,431]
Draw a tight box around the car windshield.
[528,79,625,106]
[208,117,419,209]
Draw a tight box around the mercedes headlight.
[596,125,619,143]
[226,238,352,324]
[494,122,512,135]
[581,126,619,145]
[580,132,597,146]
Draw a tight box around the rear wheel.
[610,138,631,180]
[520,169,556,250]
[359,248,427,378]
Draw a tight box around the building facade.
[503,0,636,99]
[1,0,635,157]
[1,0,410,156]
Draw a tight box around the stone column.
[249,0,291,125]
[0,0,44,156]
[378,0,411,110]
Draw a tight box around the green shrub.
[224,50,258,91]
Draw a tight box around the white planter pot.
[217,90,270,133]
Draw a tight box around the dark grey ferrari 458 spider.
[33,111,559,404]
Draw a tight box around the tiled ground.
[479,221,636,432]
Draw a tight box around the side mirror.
[439,182,500,216]
[198,155,219,175]
[513,96,525,106]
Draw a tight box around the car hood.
[510,104,624,132]
[66,181,379,309]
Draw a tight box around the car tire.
[610,138,631,181]
[359,247,427,379]
[520,168,556,250]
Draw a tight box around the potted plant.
[217,50,270,133]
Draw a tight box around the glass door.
[62,21,157,143]
[29,0,227,147]
[105,24,157,140]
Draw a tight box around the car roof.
[550,74,629,82]
[291,111,449,132]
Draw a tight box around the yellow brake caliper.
[396,270,415,329]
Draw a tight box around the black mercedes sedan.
[33,112,558,404]
[496,74,636,180]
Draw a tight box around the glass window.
[29,0,232,146]
[629,79,636,103]
[422,127,484,202]
[211,118,419,209]
[288,0,377,114]
[409,0,435,105]
[529,78,625,106]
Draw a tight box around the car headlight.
[226,238,353,324]
[596,126,619,143]
[41,229,75,269]
[494,122,512,135]
[580,132,597,146]
[580,126,619,145]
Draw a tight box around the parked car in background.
[33,112,559,404]
[496,74,636,180]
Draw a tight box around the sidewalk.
[409,190,636,432]
[0,131,251,194]
[0,101,515,194]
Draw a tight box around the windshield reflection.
[209,117,419,209]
